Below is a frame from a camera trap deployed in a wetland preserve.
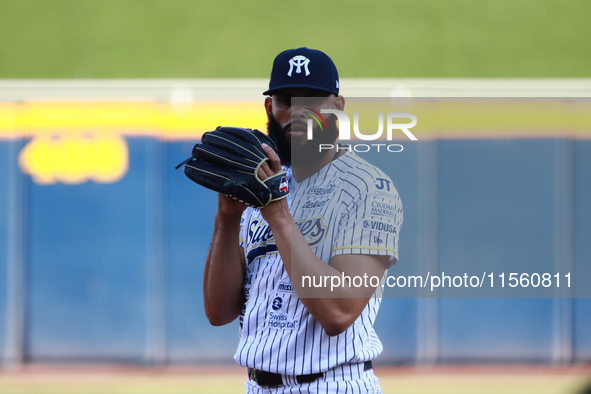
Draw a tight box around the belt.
[248,360,373,388]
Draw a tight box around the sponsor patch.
[373,190,396,200]
[307,184,337,196]
[272,297,283,311]
[267,312,299,330]
[276,281,294,294]
[370,201,396,218]
[302,199,329,209]
[363,220,397,235]
[375,178,392,191]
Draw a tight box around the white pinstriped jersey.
[236,151,403,376]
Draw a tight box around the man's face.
[265,88,344,166]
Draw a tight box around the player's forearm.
[264,209,370,335]
[203,212,245,326]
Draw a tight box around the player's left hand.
[180,127,289,208]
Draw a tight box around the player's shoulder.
[338,150,388,176]
[337,151,397,193]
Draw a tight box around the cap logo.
[287,55,310,77]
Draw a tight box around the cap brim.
[263,83,338,96]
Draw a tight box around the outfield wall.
[1,80,590,367]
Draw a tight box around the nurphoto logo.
[305,109,418,153]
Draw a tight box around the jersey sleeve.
[331,172,403,267]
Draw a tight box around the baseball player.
[202,48,403,393]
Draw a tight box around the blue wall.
[1,137,590,365]
[0,141,11,358]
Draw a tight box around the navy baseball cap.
[263,47,339,96]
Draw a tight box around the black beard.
[266,113,339,167]
[267,114,292,166]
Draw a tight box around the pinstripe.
[310,318,318,372]
[354,379,362,393]
[278,287,289,373]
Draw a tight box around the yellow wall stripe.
[0,101,267,140]
[1,100,590,140]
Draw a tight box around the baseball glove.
[177,126,289,208]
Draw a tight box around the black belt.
[248,360,373,388]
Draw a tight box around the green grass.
[0,369,589,394]
[0,0,589,78]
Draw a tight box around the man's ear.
[264,96,273,117]
[335,95,345,111]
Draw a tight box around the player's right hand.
[258,143,282,180]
